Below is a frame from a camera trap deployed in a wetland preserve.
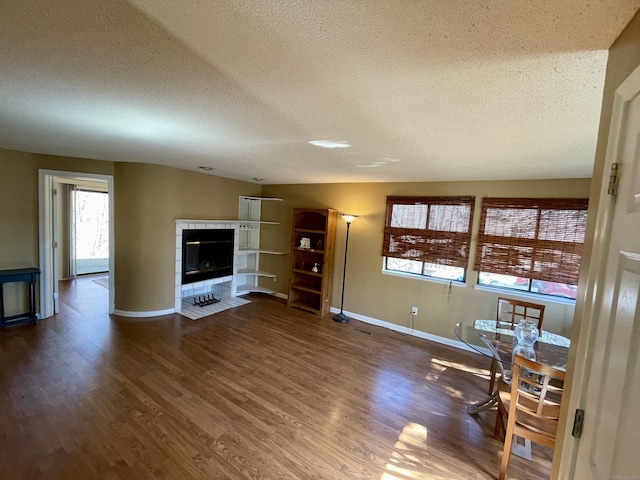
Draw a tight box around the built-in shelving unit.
[236,196,285,295]
[287,208,337,315]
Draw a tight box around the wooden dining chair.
[480,334,531,460]
[498,355,565,480]
[497,297,545,329]
[487,297,545,395]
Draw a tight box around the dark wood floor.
[0,277,553,479]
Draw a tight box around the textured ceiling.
[1,1,639,184]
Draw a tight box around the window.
[382,196,475,281]
[475,197,588,299]
[477,273,579,299]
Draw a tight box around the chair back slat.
[487,297,546,397]
[497,297,545,330]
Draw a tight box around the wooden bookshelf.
[287,208,337,315]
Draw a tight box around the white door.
[569,65,640,478]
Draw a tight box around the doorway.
[69,185,109,277]
[39,170,115,318]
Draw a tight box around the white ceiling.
[1,1,639,184]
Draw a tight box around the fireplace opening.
[182,229,234,285]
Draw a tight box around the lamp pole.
[333,214,356,323]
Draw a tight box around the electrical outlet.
[411,306,418,316]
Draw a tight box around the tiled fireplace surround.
[175,220,248,319]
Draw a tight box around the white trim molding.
[38,169,115,319]
[113,308,176,318]
[328,307,476,353]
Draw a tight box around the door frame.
[38,169,115,318]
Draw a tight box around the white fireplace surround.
[175,219,240,312]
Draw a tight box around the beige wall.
[113,162,260,312]
[0,148,114,314]
[0,147,591,336]
[263,178,590,340]
[0,149,260,315]
[0,150,38,270]
[554,9,640,478]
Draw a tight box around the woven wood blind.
[382,196,475,268]
[474,197,589,285]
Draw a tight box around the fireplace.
[182,229,234,285]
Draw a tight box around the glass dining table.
[455,318,571,414]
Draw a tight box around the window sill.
[473,284,577,306]
[381,269,467,288]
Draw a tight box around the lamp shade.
[341,214,357,224]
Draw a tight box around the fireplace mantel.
[174,196,283,318]
[175,219,239,224]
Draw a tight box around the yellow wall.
[0,144,588,333]
[263,179,590,339]
[0,148,114,314]
[0,149,114,267]
[113,162,260,312]
[553,10,640,478]
[568,9,640,359]
[0,149,260,315]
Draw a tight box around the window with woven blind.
[382,196,475,280]
[474,198,589,286]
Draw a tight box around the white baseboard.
[113,308,176,318]
[329,307,476,353]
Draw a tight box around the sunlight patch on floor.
[381,472,451,480]
[381,420,492,479]
[430,357,489,377]
[381,422,433,479]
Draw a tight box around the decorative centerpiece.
[512,319,539,362]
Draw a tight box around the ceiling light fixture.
[308,140,351,149]
[198,166,213,171]
[252,177,264,182]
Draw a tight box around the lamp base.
[333,312,350,323]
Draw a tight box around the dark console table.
[0,268,40,328]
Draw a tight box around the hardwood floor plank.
[0,277,554,479]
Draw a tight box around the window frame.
[382,196,475,282]
[476,272,579,303]
[383,257,468,283]
[474,197,589,286]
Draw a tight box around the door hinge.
[572,408,585,438]
[608,163,620,196]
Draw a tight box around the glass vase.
[512,319,539,362]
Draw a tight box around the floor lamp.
[333,213,357,323]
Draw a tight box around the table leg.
[466,391,498,414]
[29,278,37,324]
[466,378,533,461]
